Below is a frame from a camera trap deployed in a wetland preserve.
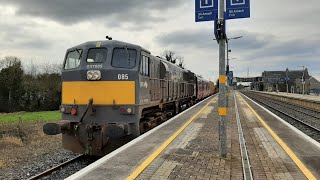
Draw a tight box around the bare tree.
[161,50,177,64]
[40,63,62,75]
[177,56,185,69]
[0,56,21,69]
[24,60,39,77]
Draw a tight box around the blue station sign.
[228,71,234,85]
[195,0,218,22]
[226,0,250,19]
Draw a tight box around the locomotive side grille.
[62,81,135,105]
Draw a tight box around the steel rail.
[27,155,84,180]
[257,95,320,120]
[245,93,320,133]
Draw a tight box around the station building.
[260,68,320,94]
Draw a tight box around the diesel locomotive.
[43,40,215,156]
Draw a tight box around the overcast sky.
[0,0,319,81]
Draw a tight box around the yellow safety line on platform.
[126,96,217,180]
[238,93,316,180]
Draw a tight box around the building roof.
[262,69,309,80]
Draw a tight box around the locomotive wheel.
[129,122,140,138]
[174,102,181,115]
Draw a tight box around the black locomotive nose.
[43,123,62,135]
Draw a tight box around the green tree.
[0,56,24,112]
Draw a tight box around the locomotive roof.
[66,40,211,82]
[67,40,150,54]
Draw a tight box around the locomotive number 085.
[118,74,129,80]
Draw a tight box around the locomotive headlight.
[119,106,134,115]
[87,70,101,80]
[60,106,65,113]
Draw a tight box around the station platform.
[66,91,320,180]
[257,91,320,103]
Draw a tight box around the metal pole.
[276,81,278,92]
[302,66,305,95]
[286,69,289,94]
[226,41,229,107]
[227,41,229,65]
[218,0,227,158]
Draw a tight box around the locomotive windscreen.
[111,48,137,69]
[64,49,82,70]
[87,48,108,63]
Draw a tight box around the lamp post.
[286,68,289,94]
[302,67,305,95]
[273,73,280,92]
[225,36,242,107]
[226,36,243,75]
[298,66,306,95]
[276,74,279,92]
[213,35,242,77]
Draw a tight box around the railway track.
[256,95,320,129]
[241,91,320,142]
[259,94,320,119]
[28,155,98,180]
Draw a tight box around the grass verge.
[0,111,60,124]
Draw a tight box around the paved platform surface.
[66,91,319,180]
[240,92,320,179]
[256,91,320,103]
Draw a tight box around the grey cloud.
[0,0,184,25]
[156,28,216,49]
[156,28,320,77]
[0,22,51,50]
[243,38,319,60]
[157,28,319,60]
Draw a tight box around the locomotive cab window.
[111,48,137,69]
[87,48,108,63]
[64,49,82,70]
[140,55,149,76]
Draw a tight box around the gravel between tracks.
[38,156,99,180]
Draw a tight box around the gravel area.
[39,156,100,180]
[0,122,78,180]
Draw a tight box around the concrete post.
[218,0,227,158]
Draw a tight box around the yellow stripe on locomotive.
[62,81,135,105]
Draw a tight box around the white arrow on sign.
[200,0,214,8]
[231,0,245,6]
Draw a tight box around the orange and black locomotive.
[44,39,215,155]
